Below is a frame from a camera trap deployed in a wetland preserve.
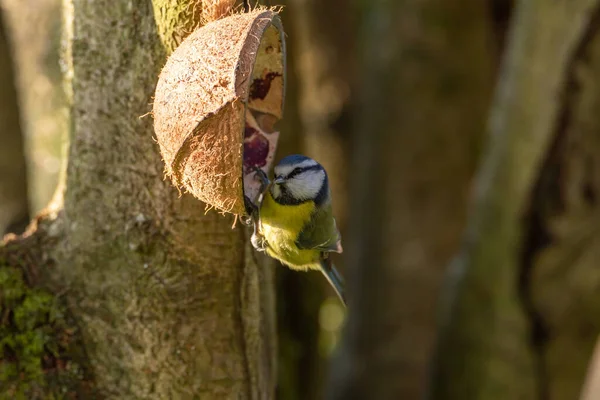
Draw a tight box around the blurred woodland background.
[2,0,600,399]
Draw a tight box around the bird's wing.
[295,203,343,253]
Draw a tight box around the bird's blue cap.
[277,154,318,166]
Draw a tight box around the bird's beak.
[273,177,285,185]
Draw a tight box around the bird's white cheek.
[288,171,324,200]
[288,185,312,201]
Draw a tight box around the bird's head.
[270,155,329,205]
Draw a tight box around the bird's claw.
[246,167,270,251]
[251,167,270,193]
[251,231,267,252]
[239,214,253,226]
[243,195,258,225]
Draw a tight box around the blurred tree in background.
[2,0,66,214]
[0,9,29,235]
[430,2,600,399]
[330,1,600,400]
[275,0,355,398]
[2,0,600,398]
[329,0,497,397]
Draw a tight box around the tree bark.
[0,9,29,235]
[328,1,495,399]
[430,1,600,399]
[1,0,275,397]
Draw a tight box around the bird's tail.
[320,258,346,307]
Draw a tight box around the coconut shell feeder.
[153,9,285,216]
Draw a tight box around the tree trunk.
[430,1,600,399]
[328,1,495,399]
[1,0,275,397]
[0,9,29,235]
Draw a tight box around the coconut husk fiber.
[153,9,286,216]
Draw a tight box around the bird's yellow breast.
[259,191,320,270]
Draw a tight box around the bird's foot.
[251,166,270,194]
[239,215,253,226]
[241,195,258,227]
[251,231,267,252]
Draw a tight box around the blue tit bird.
[250,155,346,306]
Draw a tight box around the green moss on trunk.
[0,263,90,398]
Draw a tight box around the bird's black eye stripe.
[288,168,301,178]
[287,164,321,179]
